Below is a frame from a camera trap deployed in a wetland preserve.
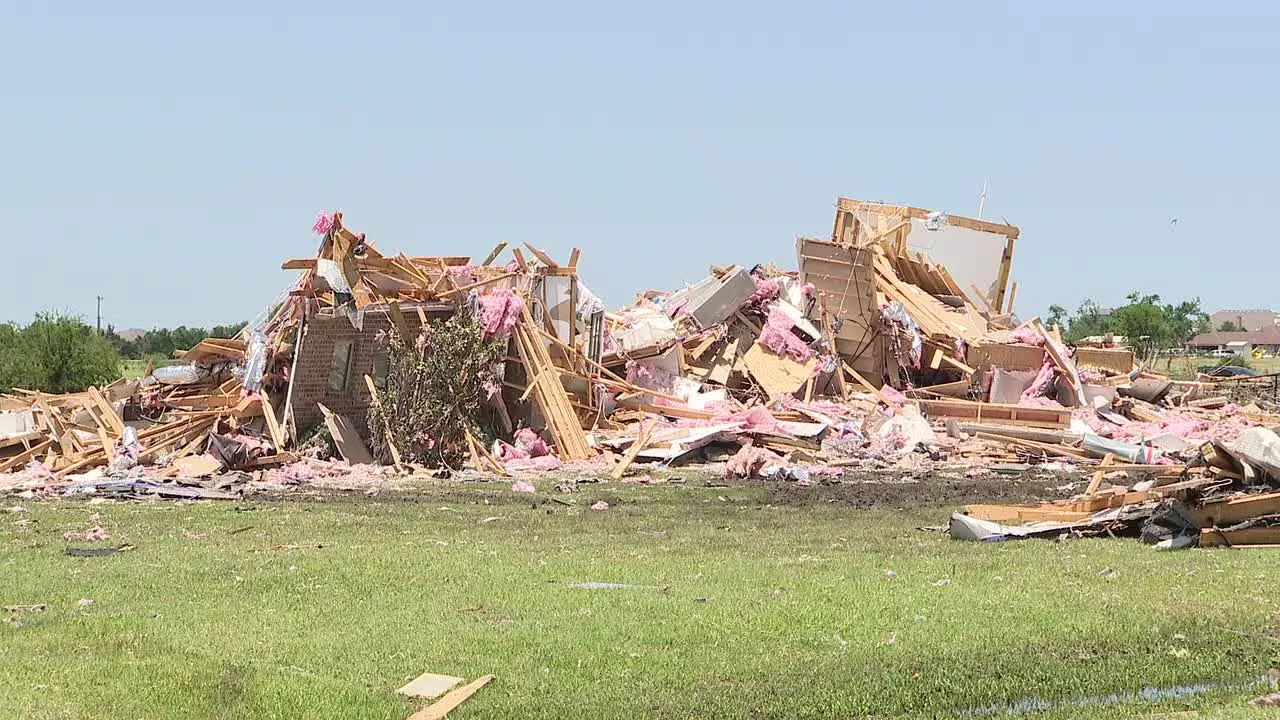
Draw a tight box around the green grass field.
[1160,356,1280,381]
[2,483,1278,719]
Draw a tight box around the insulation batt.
[758,307,813,361]
[477,289,524,340]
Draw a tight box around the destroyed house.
[275,218,604,456]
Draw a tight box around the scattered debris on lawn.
[406,674,495,720]
[2,196,1277,524]
[397,671,464,700]
[64,544,135,557]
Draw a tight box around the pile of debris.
[6,196,1279,522]
[0,343,296,499]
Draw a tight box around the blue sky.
[4,2,1276,330]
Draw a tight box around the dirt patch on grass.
[244,465,1079,510]
[762,470,1071,509]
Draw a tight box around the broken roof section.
[831,197,1019,317]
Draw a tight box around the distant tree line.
[0,313,244,394]
[1046,293,1211,361]
[104,322,245,361]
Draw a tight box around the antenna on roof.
[977,179,989,220]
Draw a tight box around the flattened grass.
[1,484,1276,718]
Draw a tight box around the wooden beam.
[408,675,495,720]
[0,439,53,472]
[260,394,287,451]
[919,399,1070,429]
[480,242,508,266]
[511,248,529,272]
[836,197,1020,238]
[610,422,654,480]
[1084,453,1115,497]
[387,302,414,342]
[1194,492,1280,528]
[522,242,560,268]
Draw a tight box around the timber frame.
[831,197,1020,314]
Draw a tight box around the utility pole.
[96,295,103,335]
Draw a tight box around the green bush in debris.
[367,307,506,468]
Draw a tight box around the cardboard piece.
[170,453,224,478]
[398,672,465,700]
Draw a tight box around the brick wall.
[290,309,453,440]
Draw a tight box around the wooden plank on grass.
[408,675,495,720]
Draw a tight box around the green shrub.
[0,313,121,393]
[367,307,506,468]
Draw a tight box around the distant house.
[1210,309,1280,331]
[1186,327,1280,355]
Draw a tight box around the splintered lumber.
[0,439,54,473]
[0,430,42,450]
[86,386,125,437]
[973,431,1092,460]
[480,242,508,267]
[522,243,560,268]
[1084,453,1116,497]
[615,399,716,421]
[956,423,1078,445]
[408,675,496,720]
[918,399,1070,430]
[1194,491,1280,528]
[260,394,287,452]
[317,403,375,465]
[362,375,404,471]
[387,302,414,341]
[818,294,849,400]
[610,422,655,480]
[907,379,972,399]
[963,504,1093,523]
[512,306,592,461]
[1199,526,1280,547]
[1029,318,1086,406]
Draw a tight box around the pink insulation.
[311,211,336,236]
[724,443,783,478]
[1021,356,1056,401]
[514,428,550,457]
[477,289,524,340]
[507,455,563,472]
[758,307,813,361]
[749,277,783,304]
[511,480,536,493]
[732,406,782,434]
[1009,326,1044,346]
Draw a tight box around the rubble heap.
[3,196,1279,537]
